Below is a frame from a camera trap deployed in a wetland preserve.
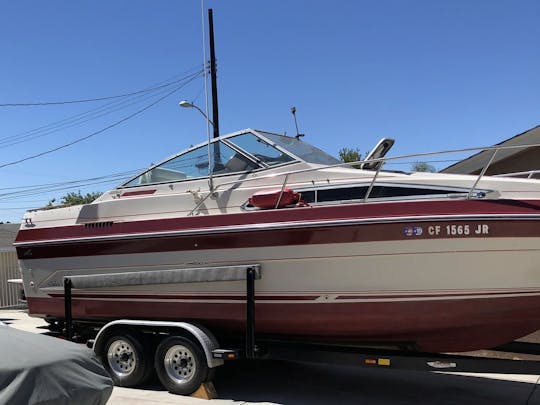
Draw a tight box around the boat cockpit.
[113,129,487,210]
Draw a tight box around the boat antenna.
[291,106,304,139]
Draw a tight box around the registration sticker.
[403,226,423,237]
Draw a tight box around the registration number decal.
[404,224,490,238]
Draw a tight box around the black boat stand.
[63,277,73,341]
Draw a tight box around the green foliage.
[338,147,362,163]
[45,191,102,209]
[340,148,437,173]
[338,147,364,169]
[411,162,436,172]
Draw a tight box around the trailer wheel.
[154,336,208,395]
[102,332,152,387]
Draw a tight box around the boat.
[14,128,540,353]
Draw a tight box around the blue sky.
[1,0,539,222]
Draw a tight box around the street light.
[179,100,214,126]
[179,100,218,192]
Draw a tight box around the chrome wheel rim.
[163,344,196,385]
[107,339,137,377]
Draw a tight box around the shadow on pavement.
[213,359,540,405]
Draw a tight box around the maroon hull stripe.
[47,290,540,300]
[16,219,540,259]
[48,293,320,301]
[15,199,540,245]
[16,218,540,260]
[28,294,540,352]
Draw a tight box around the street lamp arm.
[179,100,214,126]
[192,104,214,126]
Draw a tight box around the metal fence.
[0,251,26,309]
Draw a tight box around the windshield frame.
[253,130,340,165]
[117,129,301,189]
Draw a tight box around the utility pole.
[208,9,220,139]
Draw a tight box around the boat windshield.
[120,129,339,188]
[227,132,295,166]
[258,132,340,165]
[122,140,261,187]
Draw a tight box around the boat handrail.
[467,149,498,199]
[189,141,540,215]
[363,163,383,203]
[494,169,540,179]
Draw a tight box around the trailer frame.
[61,265,540,396]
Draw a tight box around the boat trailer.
[61,265,540,397]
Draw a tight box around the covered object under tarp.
[0,325,112,405]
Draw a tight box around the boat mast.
[208,9,220,139]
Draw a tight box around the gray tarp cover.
[0,325,112,405]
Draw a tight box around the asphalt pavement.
[2,309,540,405]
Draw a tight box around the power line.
[0,175,136,200]
[0,198,65,203]
[0,172,138,198]
[0,169,138,192]
[0,65,204,107]
[0,79,183,144]
[0,207,38,210]
[0,71,204,170]
[0,79,189,148]
[0,69,204,148]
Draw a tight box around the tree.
[338,147,362,163]
[411,162,436,172]
[338,147,363,169]
[46,191,102,209]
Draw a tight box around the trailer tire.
[102,332,153,387]
[154,336,208,395]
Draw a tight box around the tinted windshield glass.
[123,141,260,186]
[228,133,294,166]
[260,132,340,165]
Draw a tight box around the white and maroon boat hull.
[16,199,540,352]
